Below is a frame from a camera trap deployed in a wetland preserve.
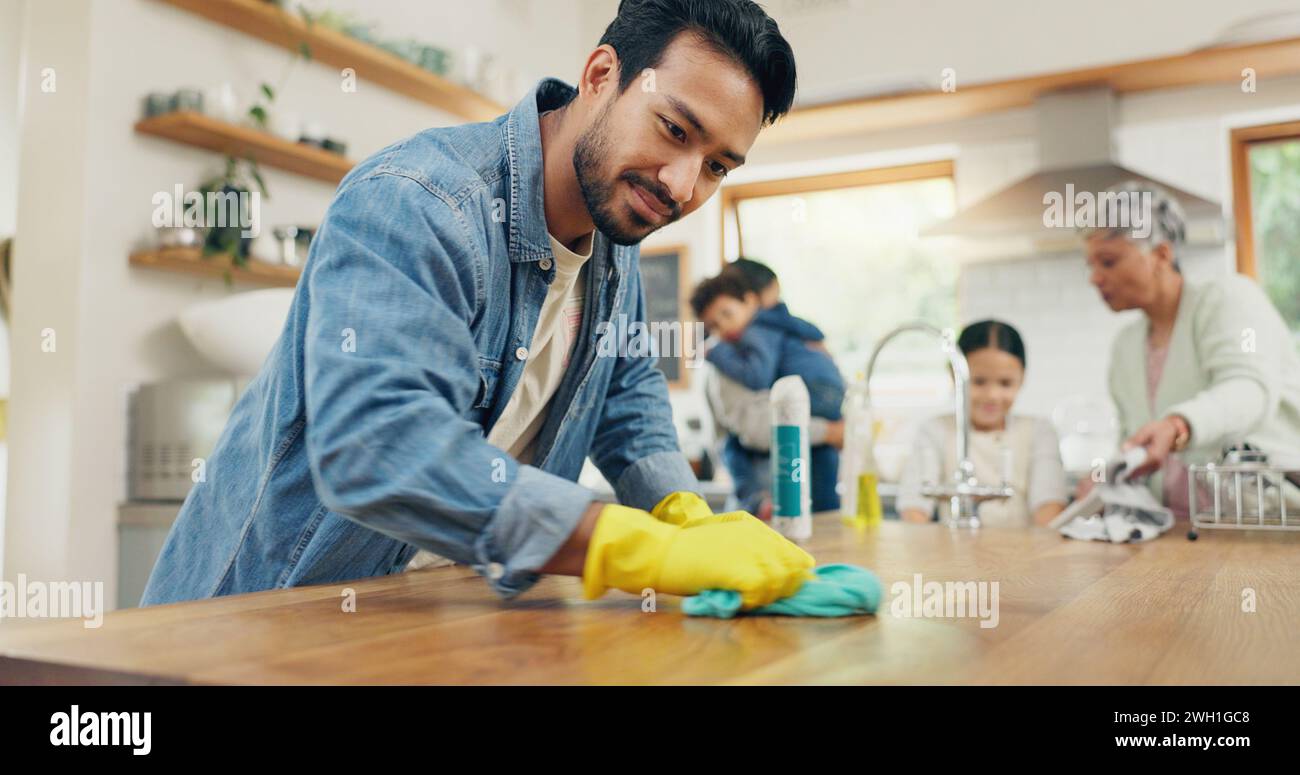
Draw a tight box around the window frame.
[717,159,955,268]
[1229,119,1300,277]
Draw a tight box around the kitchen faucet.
[863,322,1014,528]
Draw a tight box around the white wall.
[0,0,25,574]
[3,0,583,603]
[0,0,21,239]
[4,0,93,594]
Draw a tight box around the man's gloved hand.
[651,491,712,525]
[583,503,815,609]
[651,491,756,528]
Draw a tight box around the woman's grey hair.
[1078,180,1186,272]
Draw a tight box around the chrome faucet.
[864,322,1013,528]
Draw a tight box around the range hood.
[923,88,1222,243]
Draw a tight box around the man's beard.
[572,102,680,246]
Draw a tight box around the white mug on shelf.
[204,82,240,124]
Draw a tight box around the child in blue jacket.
[691,263,844,512]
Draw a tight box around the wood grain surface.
[2,518,1297,684]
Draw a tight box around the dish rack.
[1187,446,1300,539]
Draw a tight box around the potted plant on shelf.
[197,155,267,270]
[197,34,312,277]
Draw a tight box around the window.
[1231,121,1300,344]
[718,161,958,477]
[719,160,957,375]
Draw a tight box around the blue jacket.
[141,79,697,606]
[706,303,843,396]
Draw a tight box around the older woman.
[1083,182,1300,518]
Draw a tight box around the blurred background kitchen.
[1,0,1298,610]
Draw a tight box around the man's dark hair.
[729,256,777,292]
[690,269,753,318]
[598,0,797,126]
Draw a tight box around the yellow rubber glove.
[651,491,755,528]
[651,491,712,525]
[583,503,815,609]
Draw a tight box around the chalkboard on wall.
[637,245,691,389]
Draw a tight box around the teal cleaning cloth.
[681,563,882,619]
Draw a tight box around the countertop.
[2,517,1298,684]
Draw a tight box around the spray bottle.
[770,375,812,541]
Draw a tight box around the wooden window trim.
[718,159,955,267]
[1230,120,1300,277]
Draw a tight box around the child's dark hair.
[690,269,752,318]
[957,319,1026,368]
[729,257,777,293]
[597,0,797,127]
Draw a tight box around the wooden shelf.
[767,36,1300,144]
[131,248,302,287]
[135,111,353,184]
[153,0,505,122]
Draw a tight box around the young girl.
[896,320,1067,527]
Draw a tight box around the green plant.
[199,8,314,277]
[197,155,267,273]
[249,6,313,129]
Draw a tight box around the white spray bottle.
[770,375,812,541]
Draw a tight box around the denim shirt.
[140,78,698,606]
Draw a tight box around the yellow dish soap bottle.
[839,373,883,526]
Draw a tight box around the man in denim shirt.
[142,0,815,608]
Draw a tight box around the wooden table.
[2,518,1298,684]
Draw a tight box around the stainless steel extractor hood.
[923,88,1222,242]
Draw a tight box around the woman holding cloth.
[1083,182,1300,519]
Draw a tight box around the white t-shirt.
[405,229,593,571]
[486,230,592,464]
